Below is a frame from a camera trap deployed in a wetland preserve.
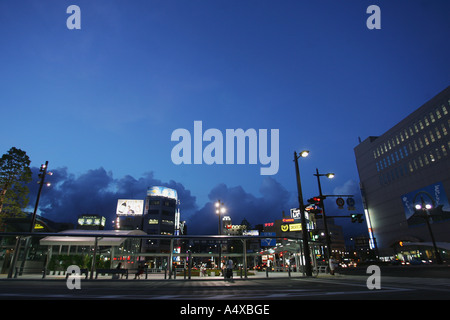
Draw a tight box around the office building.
[354,86,450,259]
[142,186,180,253]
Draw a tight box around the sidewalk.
[0,270,336,281]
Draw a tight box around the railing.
[0,231,323,280]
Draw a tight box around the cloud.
[27,167,197,228]
[25,166,367,242]
[186,177,294,234]
[26,168,293,235]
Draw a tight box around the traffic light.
[307,196,324,207]
[351,213,363,223]
[306,196,324,214]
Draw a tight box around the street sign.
[347,197,356,210]
[336,197,345,208]
[261,232,276,247]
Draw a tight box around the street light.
[414,197,443,264]
[313,168,334,264]
[215,200,226,270]
[8,161,52,279]
[215,200,226,235]
[30,161,52,232]
[294,150,312,276]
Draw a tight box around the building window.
[430,112,436,123]
[423,153,429,165]
[435,127,442,139]
[441,144,448,157]
[435,148,442,160]
[424,134,429,146]
[418,155,424,167]
[429,130,435,142]
[441,123,448,136]
[418,137,424,149]
[442,104,448,115]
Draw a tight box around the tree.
[0,147,32,226]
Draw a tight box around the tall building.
[142,186,180,253]
[113,187,181,254]
[354,86,450,259]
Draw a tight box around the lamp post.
[313,168,334,264]
[294,150,312,276]
[215,200,226,270]
[414,197,443,264]
[8,161,52,278]
[30,161,52,232]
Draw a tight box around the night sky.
[1,1,449,240]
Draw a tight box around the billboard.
[116,199,144,216]
[78,215,106,226]
[147,186,178,201]
[401,181,450,226]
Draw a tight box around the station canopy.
[39,229,147,247]
[402,242,450,251]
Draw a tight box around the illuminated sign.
[78,215,106,226]
[243,230,259,236]
[401,181,450,226]
[116,199,144,216]
[34,223,44,230]
[281,223,302,232]
[147,186,178,201]
[290,208,301,219]
[289,223,302,231]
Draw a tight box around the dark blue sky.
[1,1,449,237]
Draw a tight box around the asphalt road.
[1,265,450,301]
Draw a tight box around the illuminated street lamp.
[313,168,335,264]
[215,200,226,269]
[215,200,226,235]
[30,161,52,232]
[294,150,312,276]
[8,161,52,278]
[414,197,442,264]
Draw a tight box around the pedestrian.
[135,264,144,279]
[329,256,336,275]
[114,262,123,280]
[226,258,233,280]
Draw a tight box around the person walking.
[329,256,337,275]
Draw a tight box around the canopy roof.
[39,229,147,247]
[402,242,450,250]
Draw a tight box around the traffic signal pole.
[314,169,332,264]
